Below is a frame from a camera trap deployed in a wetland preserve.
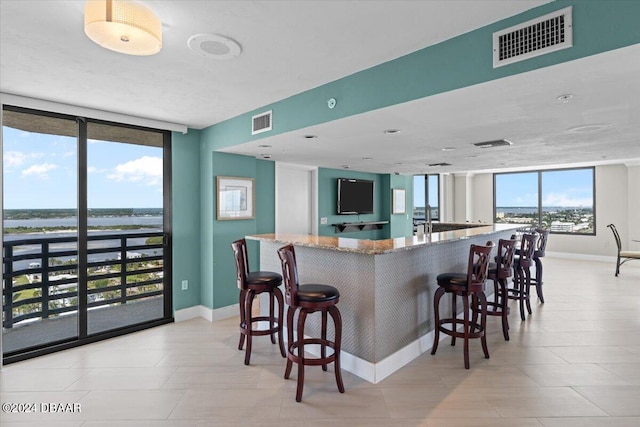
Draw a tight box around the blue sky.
[3,126,163,209]
[496,169,593,207]
[415,170,593,208]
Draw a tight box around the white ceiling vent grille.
[252,110,272,135]
[493,6,572,68]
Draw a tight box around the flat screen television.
[337,178,374,214]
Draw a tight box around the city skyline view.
[2,126,163,209]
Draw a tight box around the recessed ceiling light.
[394,162,404,165]
[441,147,455,151]
[261,154,272,159]
[258,144,272,148]
[427,162,451,167]
[557,94,574,103]
[384,129,401,135]
[565,123,613,134]
[303,135,317,139]
[342,165,350,169]
[362,157,372,160]
[467,155,479,158]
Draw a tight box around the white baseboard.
[174,304,239,323]
[546,251,615,263]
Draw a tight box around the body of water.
[3,216,163,272]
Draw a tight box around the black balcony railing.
[3,232,164,329]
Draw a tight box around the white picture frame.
[392,188,406,214]
[216,176,255,220]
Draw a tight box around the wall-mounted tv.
[337,178,374,215]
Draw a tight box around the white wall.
[472,173,494,223]
[627,163,640,251]
[467,163,634,257]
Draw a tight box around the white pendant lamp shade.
[84,0,162,56]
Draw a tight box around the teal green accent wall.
[317,168,389,239]
[171,130,201,311]
[198,142,277,310]
[202,1,640,150]
[389,174,414,238]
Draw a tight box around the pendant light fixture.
[84,0,162,56]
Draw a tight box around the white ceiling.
[2,0,639,174]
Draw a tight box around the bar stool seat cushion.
[297,284,340,302]
[436,272,467,289]
[246,271,282,286]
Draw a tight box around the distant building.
[550,221,574,232]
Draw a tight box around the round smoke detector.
[187,33,242,59]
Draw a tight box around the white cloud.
[542,192,592,207]
[22,163,58,179]
[4,151,27,168]
[107,156,162,186]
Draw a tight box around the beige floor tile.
[168,388,282,419]
[574,386,640,416]
[0,366,90,391]
[547,346,640,364]
[537,417,640,427]
[518,363,632,386]
[599,363,640,385]
[65,366,177,390]
[77,389,185,420]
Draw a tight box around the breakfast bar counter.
[247,223,520,383]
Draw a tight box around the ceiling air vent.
[493,6,572,68]
[473,139,513,149]
[428,162,452,167]
[252,110,272,135]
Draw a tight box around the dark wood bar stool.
[485,238,517,341]
[431,242,494,369]
[231,238,286,365]
[277,244,344,402]
[531,228,549,303]
[509,233,538,321]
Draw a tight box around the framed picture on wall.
[216,176,255,220]
[392,188,406,214]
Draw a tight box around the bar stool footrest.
[287,338,337,366]
[437,318,485,339]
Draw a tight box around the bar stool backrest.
[496,238,517,279]
[468,243,493,292]
[534,228,549,257]
[518,233,538,268]
[231,238,250,290]
[277,244,300,307]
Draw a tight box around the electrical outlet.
[181,280,188,290]
[320,217,328,225]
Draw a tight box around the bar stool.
[531,228,549,303]
[485,238,517,341]
[231,238,286,365]
[431,242,494,369]
[277,244,344,402]
[509,233,538,321]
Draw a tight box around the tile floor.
[1,257,639,426]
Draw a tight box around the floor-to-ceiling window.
[413,174,440,232]
[2,106,173,363]
[494,167,595,234]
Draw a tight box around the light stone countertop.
[247,223,522,255]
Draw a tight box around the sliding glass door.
[2,106,172,362]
